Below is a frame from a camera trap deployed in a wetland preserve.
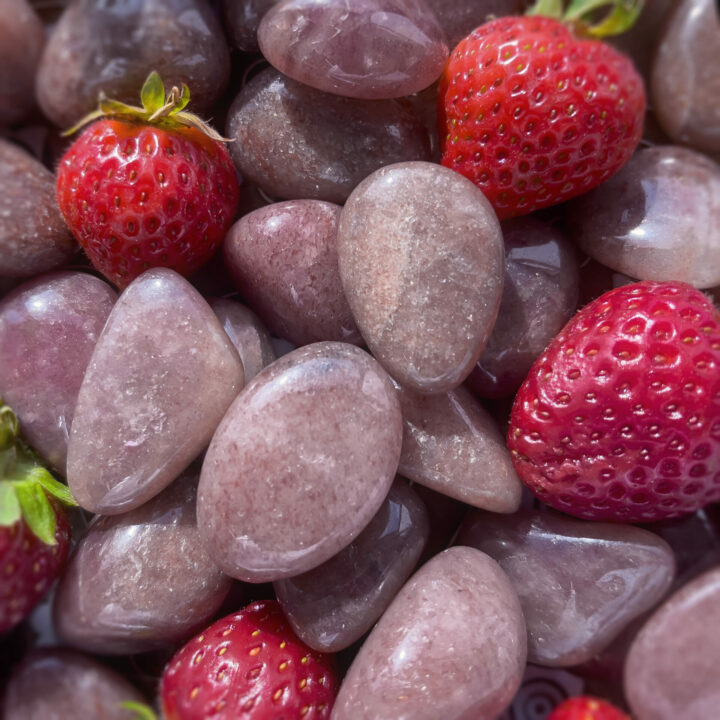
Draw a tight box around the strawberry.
[56,72,240,288]
[160,599,337,719]
[0,398,76,634]
[548,695,630,720]
[438,3,646,219]
[508,281,720,522]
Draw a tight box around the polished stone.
[222,0,278,53]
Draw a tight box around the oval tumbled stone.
[198,342,403,582]
[338,161,504,393]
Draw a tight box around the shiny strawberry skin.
[438,15,645,219]
[161,600,337,720]
[548,695,630,720]
[56,119,240,288]
[508,281,720,522]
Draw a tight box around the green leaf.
[141,71,165,114]
[27,467,77,507]
[0,402,19,450]
[0,482,21,527]
[120,701,159,720]
[526,0,564,17]
[15,482,56,545]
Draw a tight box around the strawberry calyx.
[0,397,77,546]
[120,701,158,720]
[527,0,644,37]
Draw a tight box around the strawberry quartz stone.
[508,281,720,522]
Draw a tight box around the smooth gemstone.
[332,546,526,720]
[198,342,403,583]
[67,268,244,515]
[274,480,428,652]
[578,258,637,306]
[338,161,504,393]
[258,0,448,100]
[222,0,278,52]
[412,483,469,563]
[457,510,676,667]
[0,272,116,473]
[223,200,362,346]
[226,68,431,204]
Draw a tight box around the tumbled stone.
[457,510,676,667]
[198,342,403,582]
[625,566,720,720]
[332,546,526,720]
[0,272,116,473]
[226,68,431,203]
[258,0,448,100]
[338,161,504,393]
[67,268,244,515]
[412,483,469,563]
[569,146,720,288]
[222,0,279,53]
[223,200,362,346]
[0,139,77,278]
[577,258,637,306]
[274,480,428,652]
[397,383,522,512]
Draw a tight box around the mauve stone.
[0,139,77,278]
[625,566,720,720]
[226,68,431,204]
[338,161,504,394]
[457,510,676,667]
[569,146,720,288]
[258,0,448,100]
[577,257,637,305]
[223,200,362,346]
[67,268,244,515]
[412,483,469,563]
[198,342,403,582]
[222,0,279,53]
[274,480,429,652]
[0,272,116,473]
[332,546,526,720]
[397,383,522,512]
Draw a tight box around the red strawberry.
[508,281,720,522]
[548,695,630,720]
[161,600,337,719]
[56,72,240,288]
[438,11,645,219]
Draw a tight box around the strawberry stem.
[120,701,158,720]
[526,0,645,36]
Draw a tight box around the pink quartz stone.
[0,272,116,473]
[223,200,362,346]
[397,383,522,512]
[67,268,244,515]
[198,342,403,583]
[258,0,448,100]
[338,161,504,394]
[625,566,720,720]
[332,546,527,720]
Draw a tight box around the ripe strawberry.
[161,600,337,719]
[508,281,720,522]
[548,695,630,720]
[56,72,240,288]
[438,11,645,219]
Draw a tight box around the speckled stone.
[332,546,526,720]
[274,480,428,652]
[0,139,77,277]
[198,342,403,583]
[397,383,522,512]
[338,161,504,394]
[226,68,431,204]
[0,272,116,473]
[223,200,361,346]
[457,510,676,667]
[222,0,279,53]
[258,0,448,100]
[569,146,720,288]
[3,648,145,720]
[67,268,244,515]
[625,566,720,720]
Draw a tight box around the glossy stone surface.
[36,0,230,129]
[258,0,448,100]
[198,342,403,583]
[569,146,720,288]
[0,272,116,473]
[274,480,428,652]
[457,510,676,667]
[0,139,77,278]
[223,200,361,346]
[651,0,720,154]
[577,257,636,306]
[468,217,579,399]
[67,269,244,515]
[226,68,431,204]
[332,546,526,720]
[222,0,278,52]
[625,566,720,720]
[398,384,522,512]
[338,161,504,393]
